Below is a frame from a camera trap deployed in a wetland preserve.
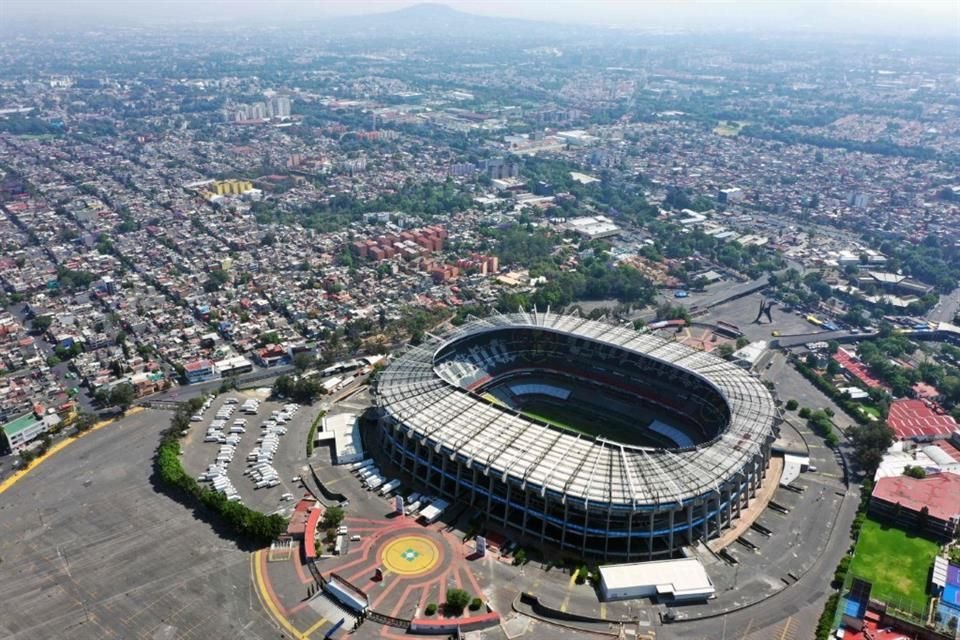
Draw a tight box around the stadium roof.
[376,311,778,507]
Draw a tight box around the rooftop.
[887,398,957,440]
[2,412,40,437]
[872,472,960,522]
[599,557,714,596]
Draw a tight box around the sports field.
[518,399,668,447]
[849,517,938,614]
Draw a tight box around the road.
[928,286,960,324]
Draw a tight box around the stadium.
[373,311,779,561]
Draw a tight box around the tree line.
[154,397,287,544]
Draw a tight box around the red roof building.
[869,472,960,541]
[833,348,888,390]
[887,398,957,440]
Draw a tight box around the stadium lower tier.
[376,419,771,561]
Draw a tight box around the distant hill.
[320,3,606,43]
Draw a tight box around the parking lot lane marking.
[600,602,607,619]
[739,617,755,639]
[777,617,794,640]
[302,615,328,638]
[251,550,305,639]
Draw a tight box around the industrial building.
[598,558,715,602]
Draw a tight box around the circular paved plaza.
[381,534,441,576]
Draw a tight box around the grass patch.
[857,405,881,420]
[713,120,748,136]
[306,410,325,457]
[848,517,938,613]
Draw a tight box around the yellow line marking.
[302,616,328,638]
[251,550,306,639]
[560,571,577,612]
[0,407,144,496]
[599,602,607,619]
[778,617,793,640]
[740,617,755,639]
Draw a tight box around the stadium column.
[686,502,694,547]
[559,500,570,553]
[626,508,634,559]
[647,511,655,560]
[410,431,422,481]
[454,455,463,499]
[520,489,531,537]
[386,424,399,465]
[714,489,723,538]
[603,505,612,561]
[469,465,479,505]
[504,480,513,526]
[440,451,449,495]
[426,444,437,491]
[667,509,676,555]
[539,496,549,546]
[485,472,494,521]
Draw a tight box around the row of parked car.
[243,404,298,491]
[196,396,247,502]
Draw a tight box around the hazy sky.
[5,0,960,37]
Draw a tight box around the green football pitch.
[518,400,668,447]
[848,517,938,614]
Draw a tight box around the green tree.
[445,588,471,615]
[74,412,97,432]
[850,422,894,475]
[293,352,316,373]
[108,383,136,411]
[785,399,799,411]
[321,506,345,529]
[715,343,735,359]
[903,465,926,479]
[32,315,53,334]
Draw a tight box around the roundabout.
[381,534,441,576]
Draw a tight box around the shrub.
[512,548,527,565]
[786,399,799,411]
[815,593,841,640]
[798,407,812,419]
[575,565,589,584]
[832,554,852,588]
[425,603,437,616]
[469,597,483,611]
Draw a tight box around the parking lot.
[0,409,281,640]
[181,389,323,517]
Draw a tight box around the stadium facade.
[373,311,779,561]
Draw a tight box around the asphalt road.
[928,286,960,324]
[0,409,280,640]
[663,487,859,640]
